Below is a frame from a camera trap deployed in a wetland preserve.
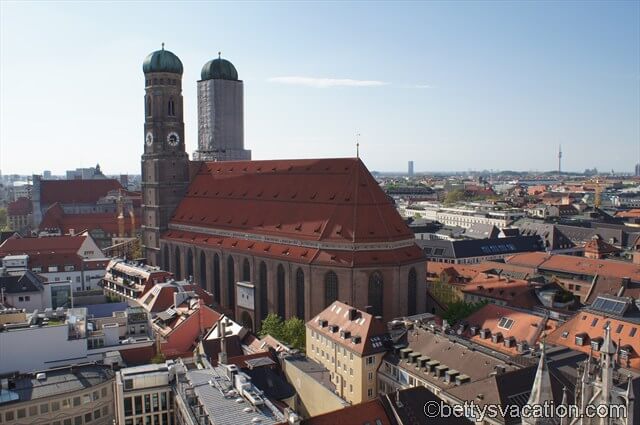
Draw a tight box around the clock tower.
[141,45,190,267]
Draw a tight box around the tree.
[259,313,306,351]
[443,189,466,206]
[282,317,305,351]
[0,208,7,230]
[442,300,487,324]
[259,313,284,340]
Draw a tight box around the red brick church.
[140,46,425,330]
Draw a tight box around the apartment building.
[305,301,392,405]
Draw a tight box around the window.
[368,271,384,316]
[74,416,82,425]
[227,256,235,306]
[407,268,417,316]
[296,268,305,319]
[324,271,338,307]
[350,384,353,393]
[277,264,286,318]
[368,388,374,398]
[591,318,599,327]
[366,356,375,365]
[84,413,92,423]
[368,372,373,381]
[40,403,49,414]
[28,406,37,416]
[242,258,251,281]
[94,409,101,419]
[51,401,60,411]
[350,368,353,376]
[498,317,515,330]
[135,395,143,415]
[124,397,133,416]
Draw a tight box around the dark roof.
[464,223,500,239]
[0,270,45,294]
[302,398,392,425]
[244,367,295,401]
[382,386,473,425]
[142,47,183,75]
[419,235,544,259]
[200,57,238,81]
[7,198,32,216]
[1,365,114,404]
[517,221,575,250]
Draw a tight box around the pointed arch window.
[174,247,182,280]
[259,262,268,323]
[213,254,221,304]
[146,96,152,117]
[199,251,207,290]
[296,268,305,320]
[243,258,251,281]
[408,268,417,316]
[324,271,338,307]
[277,264,286,318]
[227,256,235,306]
[168,97,175,116]
[368,271,384,317]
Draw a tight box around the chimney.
[364,305,373,315]
[348,308,358,321]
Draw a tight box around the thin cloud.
[413,84,434,89]
[268,76,388,88]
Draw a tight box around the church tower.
[141,45,190,266]
[193,54,251,161]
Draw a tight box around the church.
[140,46,426,330]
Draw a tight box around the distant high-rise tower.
[408,161,414,177]
[635,163,640,177]
[193,54,251,161]
[558,144,562,174]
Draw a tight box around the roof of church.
[166,158,423,267]
[39,202,140,236]
[142,47,183,75]
[40,179,123,204]
[201,57,238,81]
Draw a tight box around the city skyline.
[1,1,639,175]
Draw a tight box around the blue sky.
[1,1,638,175]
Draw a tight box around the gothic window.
[227,256,235,306]
[243,258,251,281]
[146,96,151,117]
[168,98,175,116]
[368,271,384,317]
[213,254,221,304]
[174,247,181,280]
[325,271,338,307]
[408,268,417,316]
[259,262,268,323]
[296,268,305,320]
[277,264,285,318]
[199,251,207,290]
[186,248,194,281]
[163,246,169,271]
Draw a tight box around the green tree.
[259,313,284,340]
[442,300,487,324]
[443,189,466,205]
[282,317,306,351]
[258,314,306,351]
[0,208,7,230]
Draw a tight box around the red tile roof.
[507,252,640,282]
[583,236,620,256]
[40,203,140,235]
[7,197,32,216]
[307,301,389,356]
[547,311,640,371]
[40,179,123,204]
[0,235,86,256]
[461,273,541,309]
[170,158,414,244]
[463,304,557,356]
[301,399,391,425]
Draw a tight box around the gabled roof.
[7,197,32,216]
[307,301,390,356]
[169,158,414,244]
[39,203,140,236]
[40,179,123,204]
[0,270,45,294]
[0,235,87,256]
[464,223,500,239]
[420,236,544,260]
[463,304,556,356]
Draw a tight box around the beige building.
[0,364,115,425]
[305,301,391,405]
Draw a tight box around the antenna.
[355,132,361,158]
[558,144,562,174]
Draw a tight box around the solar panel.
[591,296,628,316]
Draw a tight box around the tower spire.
[523,338,555,424]
[161,42,165,51]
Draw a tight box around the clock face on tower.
[167,132,180,147]
[145,132,154,146]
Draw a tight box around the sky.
[1,1,639,175]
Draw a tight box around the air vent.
[351,335,362,344]
[340,330,351,339]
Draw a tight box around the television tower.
[558,144,562,174]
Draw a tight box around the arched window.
[277,264,286,318]
[408,267,417,316]
[296,268,305,320]
[324,271,338,307]
[243,258,251,281]
[168,98,175,116]
[227,256,235,307]
[368,271,384,317]
[174,247,181,280]
[259,262,268,323]
[199,251,207,290]
[186,249,194,281]
[146,96,151,117]
[213,254,221,304]
[163,245,169,271]
[240,311,253,331]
